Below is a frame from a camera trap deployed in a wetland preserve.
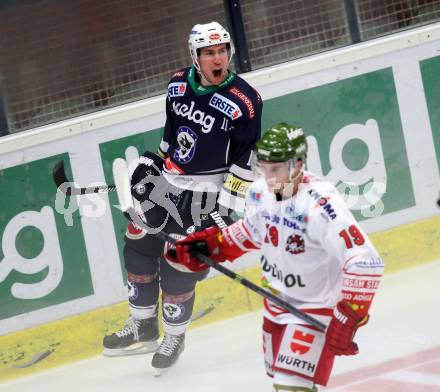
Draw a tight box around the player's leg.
[151,253,209,374]
[150,191,233,373]
[102,227,164,356]
[263,317,333,391]
[272,373,318,392]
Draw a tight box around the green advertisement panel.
[263,67,415,220]
[420,55,440,175]
[0,154,93,319]
[99,128,163,280]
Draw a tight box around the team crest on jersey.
[209,93,242,120]
[285,234,305,255]
[173,126,198,164]
[168,82,187,98]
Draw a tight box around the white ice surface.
[1,260,439,392]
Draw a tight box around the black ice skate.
[103,316,159,357]
[151,333,185,376]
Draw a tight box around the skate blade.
[152,356,183,377]
[102,341,159,357]
[153,367,169,377]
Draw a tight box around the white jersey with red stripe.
[224,171,384,326]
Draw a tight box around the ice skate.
[103,316,159,357]
[151,333,185,376]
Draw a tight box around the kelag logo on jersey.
[172,101,215,133]
[173,126,198,163]
[209,93,242,120]
[168,82,187,98]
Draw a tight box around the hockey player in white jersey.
[167,123,384,390]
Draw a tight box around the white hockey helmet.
[188,22,235,72]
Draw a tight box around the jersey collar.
[188,66,235,95]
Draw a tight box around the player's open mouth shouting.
[190,34,234,87]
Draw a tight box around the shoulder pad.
[169,67,189,81]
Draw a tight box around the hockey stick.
[53,160,116,196]
[112,158,327,332]
[166,230,327,331]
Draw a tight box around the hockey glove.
[326,301,365,356]
[166,227,226,272]
[130,152,163,203]
[123,151,171,226]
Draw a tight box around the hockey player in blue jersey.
[103,21,262,374]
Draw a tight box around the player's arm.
[124,150,165,223]
[166,187,263,271]
[166,217,261,271]
[317,189,384,356]
[218,92,262,215]
[157,85,175,159]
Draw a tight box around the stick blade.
[52,160,74,196]
[112,158,133,211]
[53,160,69,188]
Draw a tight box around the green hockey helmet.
[251,122,308,183]
[255,122,307,162]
